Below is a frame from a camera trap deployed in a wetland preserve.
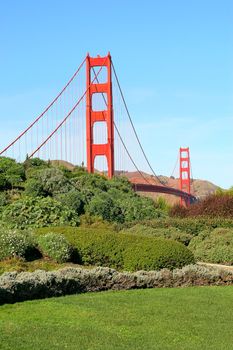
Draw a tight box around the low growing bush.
[122,224,193,245]
[189,228,233,265]
[0,229,36,261]
[35,227,195,271]
[135,217,233,236]
[37,233,74,263]
[1,265,233,305]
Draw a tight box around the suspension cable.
[0,57,86,155]
[91,67,151,185]
[111,61,165,186]
[30,59,107,158]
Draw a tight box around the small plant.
[37,233,74,263]
[0,229,36,261]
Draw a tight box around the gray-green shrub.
[37,233,73,263]
[122,224,193,246]
[189,228,233,265]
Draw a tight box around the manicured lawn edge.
[1,264,233,305]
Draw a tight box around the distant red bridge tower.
[179,147,191,206]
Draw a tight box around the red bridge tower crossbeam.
[86,53,114,178]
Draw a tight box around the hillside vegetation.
[0,156,232,276]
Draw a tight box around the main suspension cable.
[0,57,86,155]
[91,67,151,185]
[111,61,165,186]
[30,60,107,158]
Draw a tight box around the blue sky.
[0,0,232,188]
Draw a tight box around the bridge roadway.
[132,183,197,204]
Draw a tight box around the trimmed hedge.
[121,224,193,246]
[134,217,233,236]
[35,227,195,271]
[1,265,233,305]
[189,228,233,265]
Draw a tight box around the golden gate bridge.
[0,53,196,205]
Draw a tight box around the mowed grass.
[0,287,233,350]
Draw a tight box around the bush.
[2,197,80,229]
[122,236,194,271]
[170,194,233,218]
[0,229,35,261]
[122,224,193,246]
[28,168,73,196]
[189,228,233,265]
[136,217,233,236]
[35,227,195,271]
[1,264,232,305]
[37,233,74,263]
[55,190,84,215]
[0,157,25,190]
[86,192,124,223]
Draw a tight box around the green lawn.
[0,287,233,350]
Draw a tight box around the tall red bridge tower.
[179,147,191,206]
[86,53,114,178]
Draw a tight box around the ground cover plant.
[0,286,233,350]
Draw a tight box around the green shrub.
[189,228,233,265]
[136,217,233,236]
[122,236,195,271]
[1,197,80,229]
[37,233,74,263]
[0,157,25,190]
[86,192,124,223]
[35,227,195,271]
[55,190,84,215]
[0,229,35,261]
[122,224,193,245]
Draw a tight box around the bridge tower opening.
[86,53,114,178]
[179,147,191,206]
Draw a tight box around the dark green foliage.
[0,157,168,225]
[24,178,46,197]
[0,229,35,261]
[1,197,80,229]
[24,157,49,171]
[0,157,25,190]
[119,195,166,222]
[73,172,109,193]
[55,190,84,215]
[0,192,9,212]
[189,228,233,265]
[35,227,195,271]
[86,192,124,223]
[37,233,74,263]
